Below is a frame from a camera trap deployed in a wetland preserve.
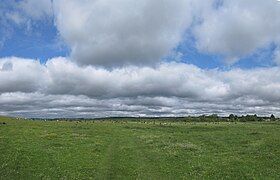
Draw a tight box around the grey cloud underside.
[1,57,280,117]
[1,93,279,118]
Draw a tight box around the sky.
[1,0,280,118]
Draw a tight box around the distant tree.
[240,115,246,122]
[271,114,276,121]
[245,115,256,122]
[199,115,206,122]
[229,114,235,121]
[250,114,258,121]
[205,114,218,122]
[210,114,218,118]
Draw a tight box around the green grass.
[0,117,279,179]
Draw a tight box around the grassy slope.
[0,117,279,179]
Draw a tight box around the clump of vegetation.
[28,114,279,123]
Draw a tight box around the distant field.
[0,117,279,179]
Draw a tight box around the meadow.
[0,117,279,179]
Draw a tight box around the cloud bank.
[1,57,280,117]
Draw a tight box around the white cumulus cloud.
[193,0,280,64]
[53,0,194,67]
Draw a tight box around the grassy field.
[0,117,279,179]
